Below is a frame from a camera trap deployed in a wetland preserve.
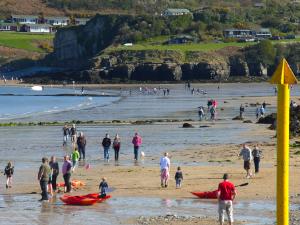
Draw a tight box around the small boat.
[60,195,98,206]
[191,190,218,199]
[31,86,43,91]
[84,193,111,202]
[60,193,111,205]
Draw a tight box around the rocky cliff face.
[50,15,272,82]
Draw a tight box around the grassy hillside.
[0,32,53,52]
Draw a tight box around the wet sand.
[1,82,300,224]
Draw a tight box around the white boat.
[31,86,43,91]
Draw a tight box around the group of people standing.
[63,124,143,162]
[239,144,262,178]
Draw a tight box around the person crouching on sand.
[160,152,170,188]
[99,177,108,198]
[4,161,14,189]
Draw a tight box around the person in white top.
[160,152,170,188]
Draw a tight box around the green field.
[0,32,54,52]
[109,37,300,53]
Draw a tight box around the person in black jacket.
[175,166,183,188]
[4,161,14,189]
[102,134,111,162]
[77,132,87,160]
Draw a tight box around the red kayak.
[60,193,111,205]
[191,190,218,199]
[60,195,98,205]
[84,193,111,202]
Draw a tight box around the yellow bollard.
[270,58,298,225]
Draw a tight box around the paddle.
[235,182,249,187]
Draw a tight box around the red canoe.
[60,193,111,205]
[60,195,98,205]
[191,190,218,199]
[84,193,111,202]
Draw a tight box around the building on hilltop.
[223,29,254,39]
[162,8,191,16]
[0,23,19,31]
[21,24,53,33]
[255,28,272,39]
[44,16,69,26]
[11,15,39,24]
[75,18,90,26]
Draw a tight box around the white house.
[44,16,69,26]
[75,18,90,25]
[11,15,39,24]
[255,28,272,39]
[162,9,191,17]
[23,24,53,33]
[0,23,18,31]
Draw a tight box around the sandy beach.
[0,82,300,224]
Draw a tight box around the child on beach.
[99,177,108,198]
[71,148,80,172]
[175,167,183,188]
[4,161,14,188]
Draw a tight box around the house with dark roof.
[0,23,18,31]
[162,8,191,16]
[44,16,69,26]
[11,15,39,24]
[21,24,53,33]
[255,28,272,39]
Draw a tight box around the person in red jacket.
[217,173,237,225]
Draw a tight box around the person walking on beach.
[132,132,142,161]
[198,106,205,121]
[239,104,245,119]
[210,106,216,121]
[70,124,77,145]
[4,161,14,189]
[62,124,69,146]
[260,105,265,117]
[77,132,86,160]
[38,157,51,201]
[239,144,253,178]
[217,173,236,225]
[102,134,111,162]
[252,145,262,174]
[49,156,59,192]
[175,166,183,188]
[62,155,72,193]
[99,177,109,198]
[113,134,121,161]
[256,107,260,119]
[71,148,80,172]
[160,152,170,188]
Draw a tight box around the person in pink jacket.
[132,132,142,160]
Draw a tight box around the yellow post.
[277,84,289,224]
[270,58,298,225]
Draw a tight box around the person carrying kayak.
[132,132,142,161]
[99,177,108,198]
[102,134,111,162]
[217,173,236,225]
[160,152,170,188]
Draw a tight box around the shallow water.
[1,83,297,224]
[0,194,297,225]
